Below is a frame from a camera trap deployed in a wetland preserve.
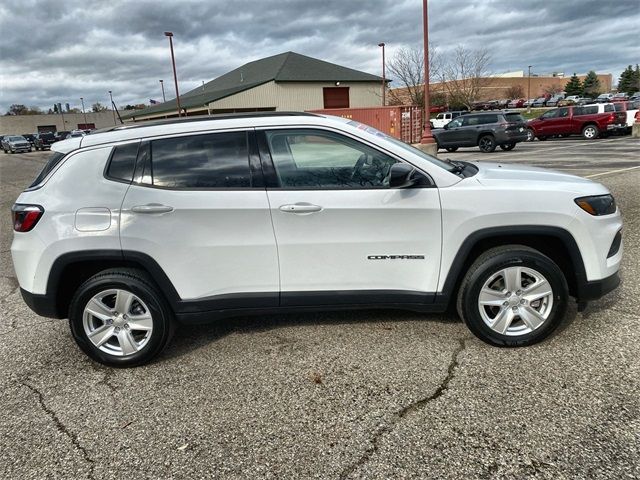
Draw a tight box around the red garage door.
[323,87,350,108]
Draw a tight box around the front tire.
[445,147,459,152]
[478,134,496,152]
[499,143,516,151]
[582,124,599,139]
[456,245,568,347]
[526,129,535,142]
[69,268,175,367]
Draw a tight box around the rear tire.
[445,147,459,152]
[582,124,599,139]
[456,245,568,347]
[478,135,496,153]
[69,268,175,367]
[499,143,516,151]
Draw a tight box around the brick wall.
[0,111,119,135]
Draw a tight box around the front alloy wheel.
[457,245,568,347]
[478,135,496,152]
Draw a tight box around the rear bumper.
[20,288,62,318]
[577,272,620,302]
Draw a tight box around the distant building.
[0,111,117,135]
[389,72,613,104]
[124,51,386,122]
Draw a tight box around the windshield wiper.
[446,159,466,174]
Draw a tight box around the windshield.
[9,136,25,141]
[346,120,457,173]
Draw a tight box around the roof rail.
[88,111,319,134]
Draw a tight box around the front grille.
[607,230,622,258]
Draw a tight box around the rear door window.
[139,131,252,189]
[106,142,139,183]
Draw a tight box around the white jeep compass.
[11,113,623,366]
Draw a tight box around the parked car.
[431,111,464,129]
[532,97,548,107]
[33,133,57,150]
[545,94,565,107]
[559,96,592,106]
[429,105,446,114]
[55,131,70,140]
[630,92,640,101]
[2,135,32,153]
[22,134,36,146]
[612,100,640,132]
[594,93,614,103]
[471,100,499,111]
[68,129,86,138]
[10,112,622,366]
[527,106,627,140]
[611,93,628,102]
[523,98,537,108]
[508,98,526,108]
[433,111,528,152]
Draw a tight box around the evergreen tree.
[582,71,602,97]
[564,73,583,96]
[53,104,59,114]
[617,65,634,93]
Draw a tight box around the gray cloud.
[1,0,638,112]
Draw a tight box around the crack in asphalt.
[90,364,118,395]
[338,337,469,479]
[20,379,96,480]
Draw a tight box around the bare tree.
[543,83,563,96]
[387,46,440,107]
[438,45,491,109]
[505,84,525,99]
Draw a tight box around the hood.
[471,161,608,194]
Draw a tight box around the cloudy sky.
[1,0,638,112]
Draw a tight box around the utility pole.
[378,43,386,106]
[80,97,88,128]
[164,32,182,117]
[159,79,166,102]
[418,0,436,153]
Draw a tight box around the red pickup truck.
[527,106,627,140]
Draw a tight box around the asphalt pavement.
[1,136,638,479]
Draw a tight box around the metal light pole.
[527,65,533,113]
[378,42,386,106]
[108,90,116,125]
[159,79,166,102]
[164,32,182,117]
[80,97,87,128]
[419,0,435,146]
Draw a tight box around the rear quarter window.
[106,142,139,183]
[28,151,66,189]
[503,113,526,123]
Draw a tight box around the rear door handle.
[131,204,174,214]
[279,203,323,214]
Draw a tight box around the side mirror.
[389,163,427,188]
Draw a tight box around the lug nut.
[106,319,113,325]
[123,314,128,320]
[505,292,511,297]
[115,327,121,333]
[124,324,130,330]
[502,301,509,307]
[516,290,522,295]
[520,299,526,305]
[512,306,518,312]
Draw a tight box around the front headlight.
[575,194,616,216]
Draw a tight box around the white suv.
[11,113,623,366]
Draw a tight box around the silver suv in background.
[2,135,32,153]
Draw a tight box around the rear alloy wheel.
[499,143,516,151]
[445,147,459,152]
[478,135,496,153]
[69,268,175,367]
[582,124,599,140]
[457,245,568,347]
[526,129,535,142]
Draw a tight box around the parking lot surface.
[1,136,639,479]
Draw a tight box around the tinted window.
[106,142,139,182]
[604,104,614,112]
[462,115,480,126]
[478,114,499,124]
[504,113,526,123]
[29,151,66,188]
[575,106,598,115]
[147,132,250,188]
[557,107,570,118]
[540,109,558,119]
[266,129,399,189]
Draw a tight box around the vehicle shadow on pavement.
[160,309,462,362]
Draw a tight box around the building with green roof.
[123,51,386,121]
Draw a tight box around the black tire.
[456,245,568,347]
[478,134,496,152]
[69,268,175,367]
[445,147,459,152]
[499,143,516,151]
[538,136,548,141]
[582,124,599,140]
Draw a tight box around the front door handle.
[131,204,174,214]
[279,203,323,214]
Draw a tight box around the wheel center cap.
[113,314,125,327]
[508,294,521,307]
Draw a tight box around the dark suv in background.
[33,133,57,150]
[433,111,529,152]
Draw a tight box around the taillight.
[607,114,615,122]
[12,204,44,232]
